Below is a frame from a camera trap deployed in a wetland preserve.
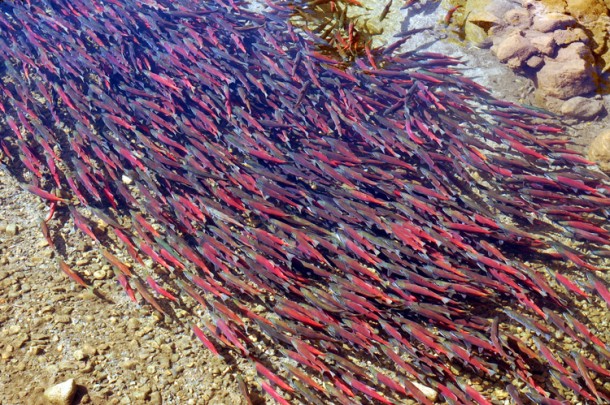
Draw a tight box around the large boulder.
[494,31,537,69]
[560,96,605,120]
[535,42,597,99]
[587,130,610,172]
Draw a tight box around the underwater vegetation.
[1,0,610,403]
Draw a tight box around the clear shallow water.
[1,0,610,403]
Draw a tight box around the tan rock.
[565,0,608,23]
[464,19,493,46]
[462,0,495,46]
[536,43,597,99]
[467,10,501,28]
[532,12,577,32]
[526,31,556,55]
[553,27,589,46]
[560,96,605,119]
[556,41,595,64]
[44,379,76,405]
[488,25,519,48]
[465,10,501,46]
[495,31,537,68]
[587,130,610,172]
[463,0,522,45]
[526,55,545,69]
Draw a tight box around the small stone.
[28,346,44,355]
[121,174,133,185]
[73,349,87,361]
[525,55,544,69]
[55,315,72,324]
[411,381,438,402]
[132,390,150,401]
[127,318,140,330]
[8,324,21,335]
[44,378,76,405]
[157,354,171,368]
[2,345,14,360]
[560,96,605,120]
[119,358,138,370]
[82,344,97,357]
[92,270,107,280]
[37,239,50,248]
[80,362,95,373]
[5,223,17,236]
[14,333,29,348]
[149,392,162,405]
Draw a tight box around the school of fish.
[1,0,610,403]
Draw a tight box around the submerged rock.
[560,96,605,120]
[535,42,597,100]
[587,130,610,171]
[43,379,76,405]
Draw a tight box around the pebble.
[55,315,72,324]
[13,333,29,348]
[44,378,76,405]
[158,355,171,368]
[92,269,107,280]
[127,318,140,330]
[133,384,152,401]
[82,344,97,357]
[81,362,95,373]
[121,174,133,185]
[120,359,138,370]
[411,381,438,402]
[149,392,162,405]
[5,223,18,236]
[28,346,43,356]
[73,349,87,361]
